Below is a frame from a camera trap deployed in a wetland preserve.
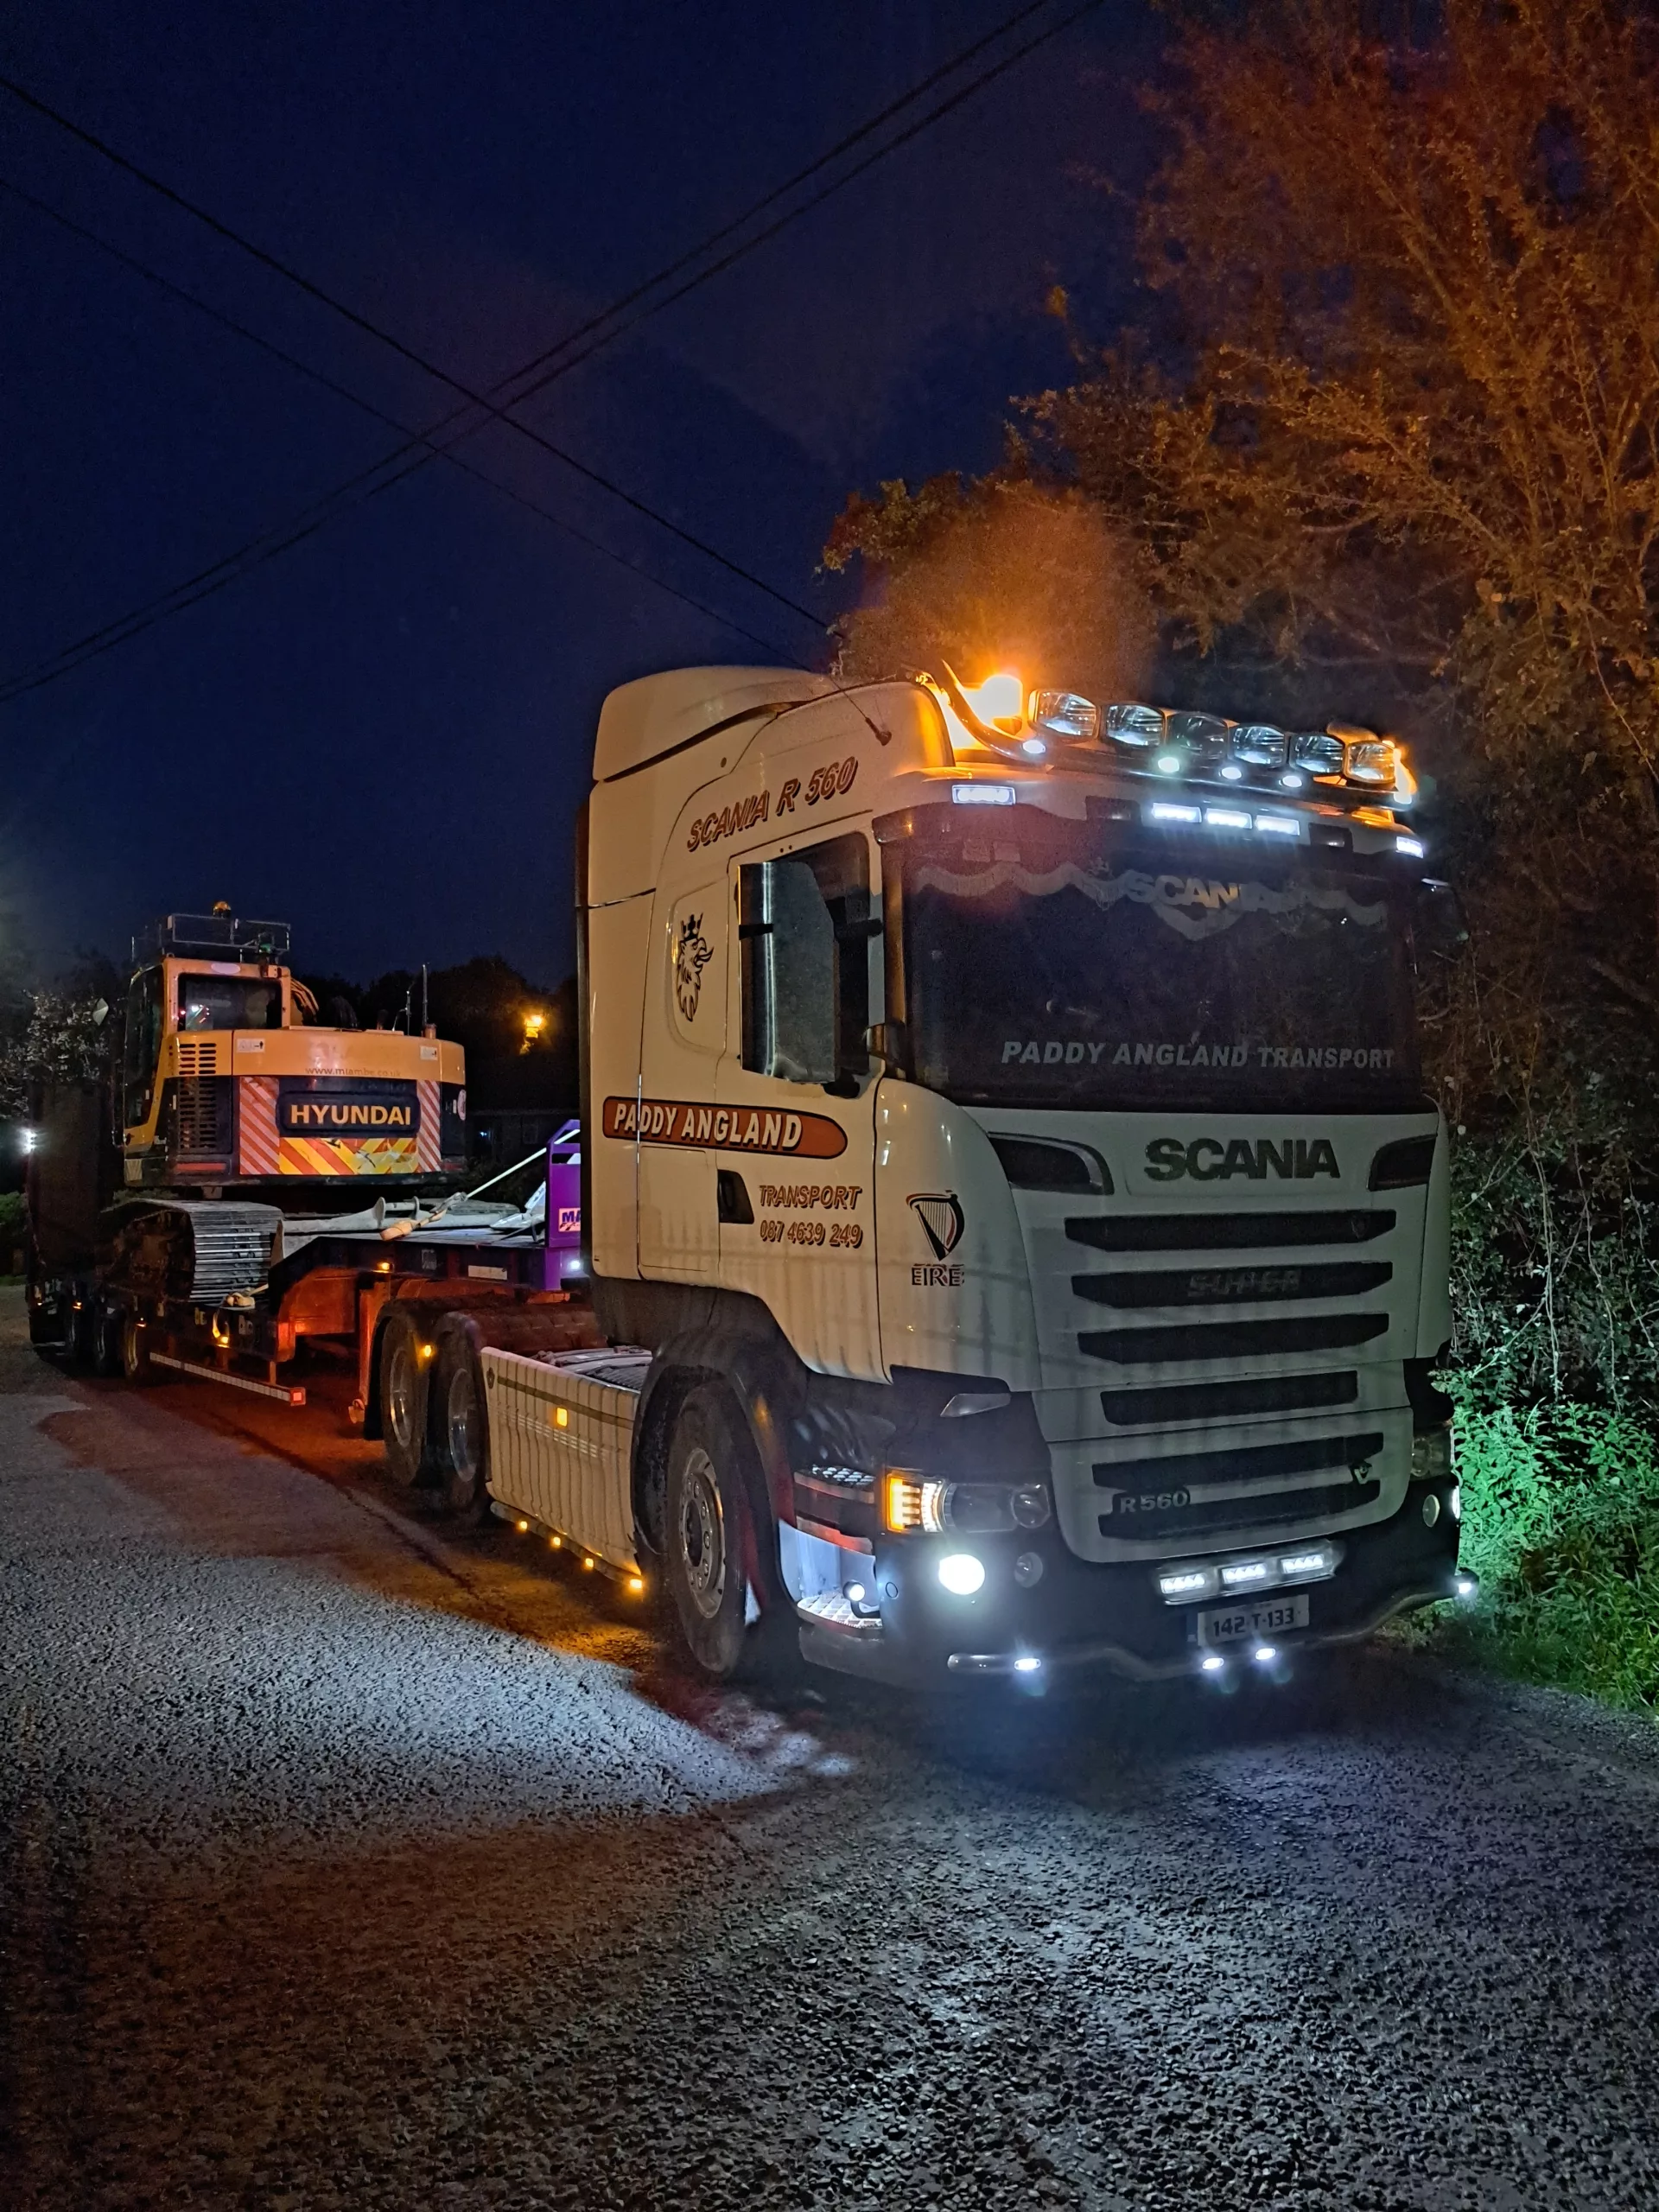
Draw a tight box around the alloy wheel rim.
[386,1339,414,1447]
[678,1446,727,1620]
[448,1367,479,1479]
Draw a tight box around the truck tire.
[121,1311,156,1386]
[91,1299,124,1379]
[377,1308,432,1489]
[663,1385,765,1681]
[67,1296,97,1370]
[429,1323,490,1518]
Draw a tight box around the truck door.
[717,828,882,1381]
[636,876,727,1278]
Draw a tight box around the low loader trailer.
[32,668,1476,1687]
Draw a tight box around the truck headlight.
[882,1472,1052,1535]
[1411,1427,1454,1483]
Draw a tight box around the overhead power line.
[0,0,1105,704]
[0,176,798,660]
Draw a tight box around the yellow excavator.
[30,906,469,1348]
[119,907,466,1195]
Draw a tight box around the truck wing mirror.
[1414,879,1469,963]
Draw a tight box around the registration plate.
[1196,1592,1310,1645]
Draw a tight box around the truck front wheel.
[664,1388,760,1680]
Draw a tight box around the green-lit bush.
[1430,1400,1659,1711]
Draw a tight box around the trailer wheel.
[91,1300,124,1379]
[67,1296,98,1370]
[377,1309,432,1488]
[430,1325,490,1517]
[120,1311,156,1386]
[663,1386,765,1681]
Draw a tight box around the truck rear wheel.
[663,1387,761,1681]
[429,1323,490,1517]
[121,1311,155,1386]
[377,1308,432,1488]
[91,1299,124,1379]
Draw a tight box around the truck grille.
[1096,1428,1385,1497]
[1081,1314,1389,1364]
[1074,1260,1391,1308]
[1066,1208,1395,1252]
[1099,1371,1359,1425]
[1098,1478,1383,1543]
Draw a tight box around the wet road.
[5,1286,1659,2211]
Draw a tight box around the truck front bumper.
[796,1487,1463,1688]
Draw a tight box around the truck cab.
[560,665,1466,1686]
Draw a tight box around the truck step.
[149,1351,306,1405]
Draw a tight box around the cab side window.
[740,834,875,1093]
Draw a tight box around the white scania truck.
[471,662,1470,1687]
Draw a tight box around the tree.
[823,474,1153,705]
[1031,0,1659,1059]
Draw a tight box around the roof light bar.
[926,671,1415,805]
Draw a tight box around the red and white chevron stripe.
[416,1078,440,1172]
[237,1075,281,1177]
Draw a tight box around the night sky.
[2,1,1158,988]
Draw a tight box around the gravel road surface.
[5,1285,1659,2210]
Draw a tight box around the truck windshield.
[899,837,1422,1110]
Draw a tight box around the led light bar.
[951,783,1016,806]
[1143,804,1304,841]
[1156,1540,1342,1605]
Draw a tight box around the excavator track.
[101,1199,284,1305]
